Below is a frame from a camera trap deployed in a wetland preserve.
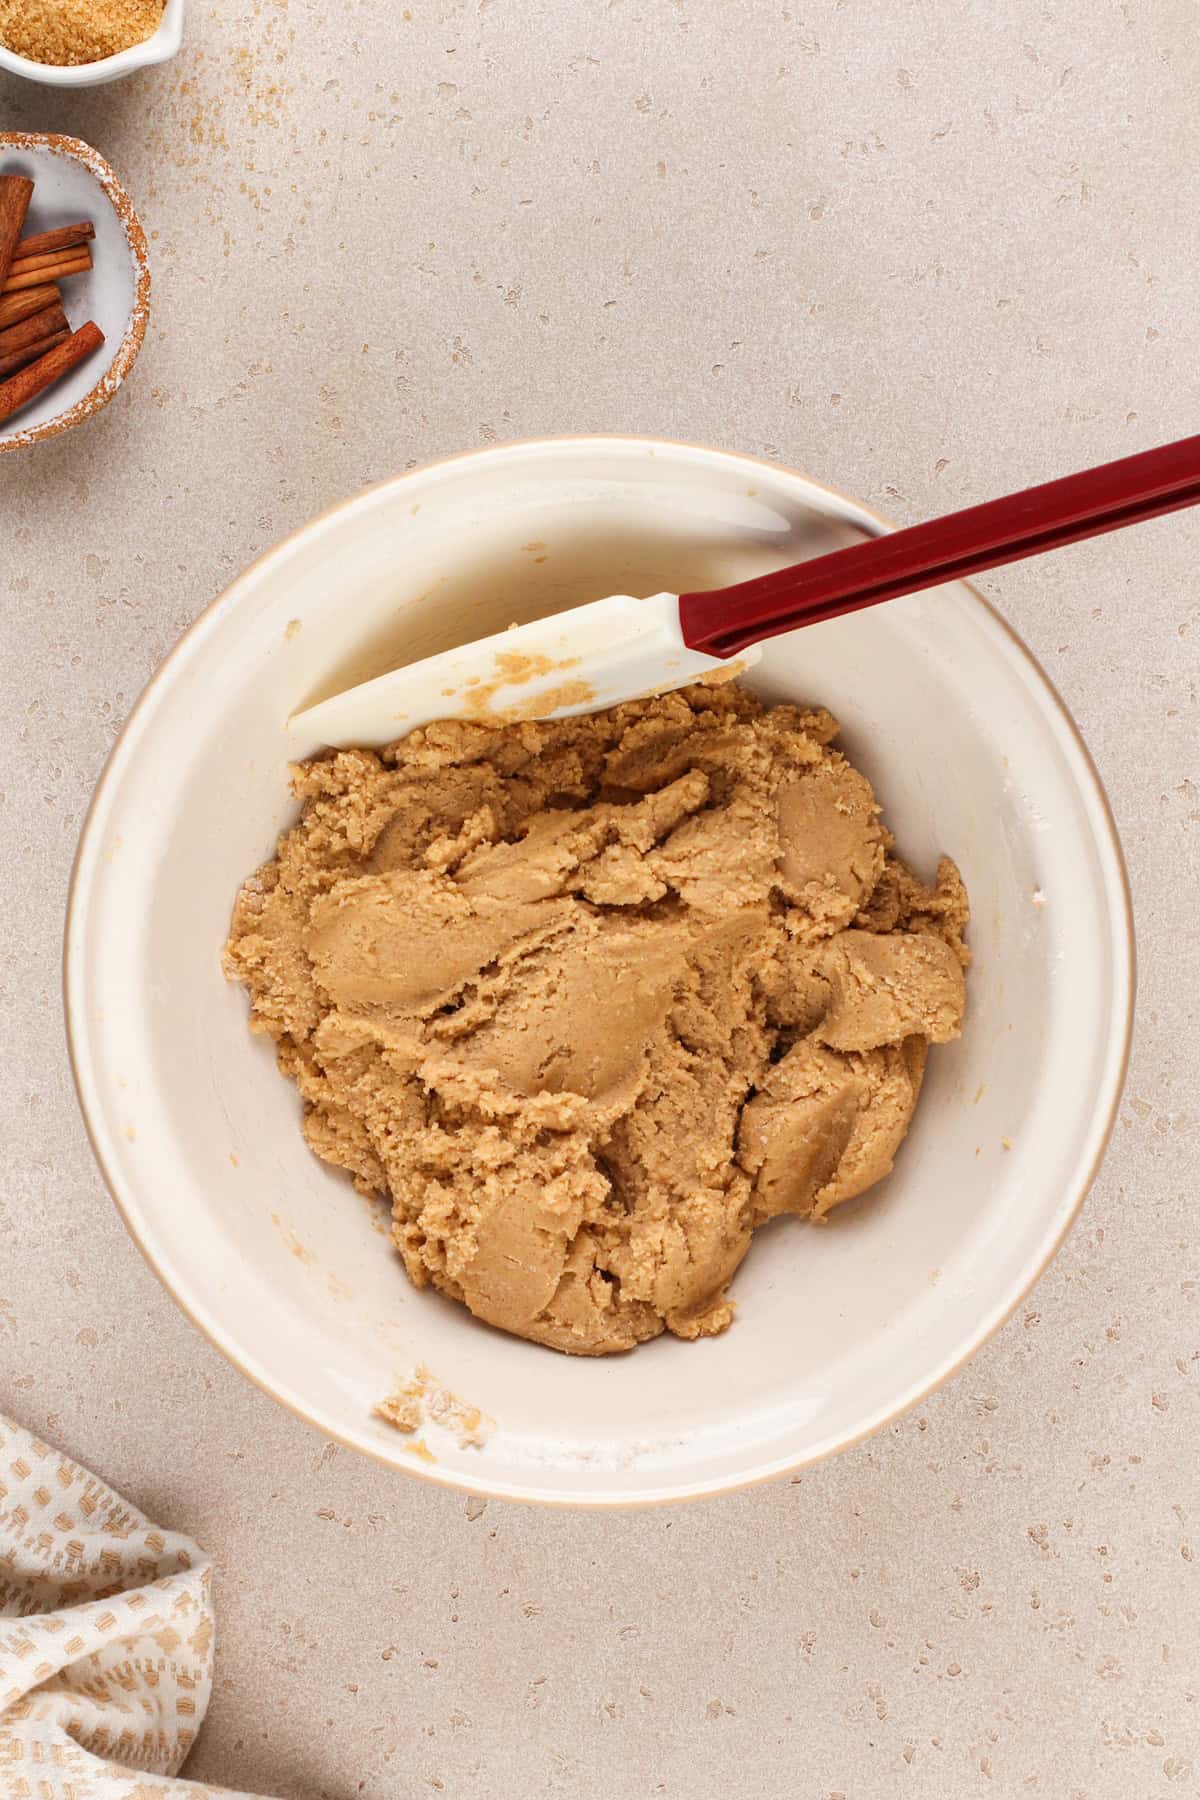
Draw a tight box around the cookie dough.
[375,1364,492,1448]
[225,685,968,1356]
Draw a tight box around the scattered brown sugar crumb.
[0,0,164,66]
[375,1365,493,1449]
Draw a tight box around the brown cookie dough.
[225,685,968,1356]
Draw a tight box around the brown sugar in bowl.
[0,133,149,454]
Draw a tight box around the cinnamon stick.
[0,301,69,357]
[0,320,105,427]
[0,176,35,292]
[2,249,91,296]
[0,284,60,332]
[0,328,69,381]
[13,221,95,261]
[6,243,93,280]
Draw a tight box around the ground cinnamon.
[0,0,164,65]
[0,319,104,425]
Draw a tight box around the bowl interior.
[67,440,1131,1504]
[0,138,143,446]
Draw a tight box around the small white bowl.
[0,133,149,454]
[0,0,182,86]
[65,438,1134,1507]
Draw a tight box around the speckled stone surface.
[2,3,1198,1794]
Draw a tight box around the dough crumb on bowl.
[375,1364,493,1448]
[224,683,969,1357]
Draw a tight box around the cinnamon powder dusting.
[0,0,164,65]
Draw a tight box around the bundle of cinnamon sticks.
[0,174,105,428]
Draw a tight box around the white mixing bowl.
[65,438,1133,1506]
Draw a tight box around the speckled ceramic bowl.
[0,134,149,454]
[65,438,1134,1506]
[0,0,183,86]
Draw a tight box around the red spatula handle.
[679,432,1200,657]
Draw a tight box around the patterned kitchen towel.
[0,1412,275,1799]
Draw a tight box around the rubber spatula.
[289,432,1200,749]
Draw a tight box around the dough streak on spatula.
[288,591,759,752]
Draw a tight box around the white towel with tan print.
[0,1412,274,1799]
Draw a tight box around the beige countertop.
[2,2,1198,1794]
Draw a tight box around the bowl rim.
[0,132,150,453]
[63,434,1136,1507]
[0,0,183,85]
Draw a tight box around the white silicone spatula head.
[287,591,760,752]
